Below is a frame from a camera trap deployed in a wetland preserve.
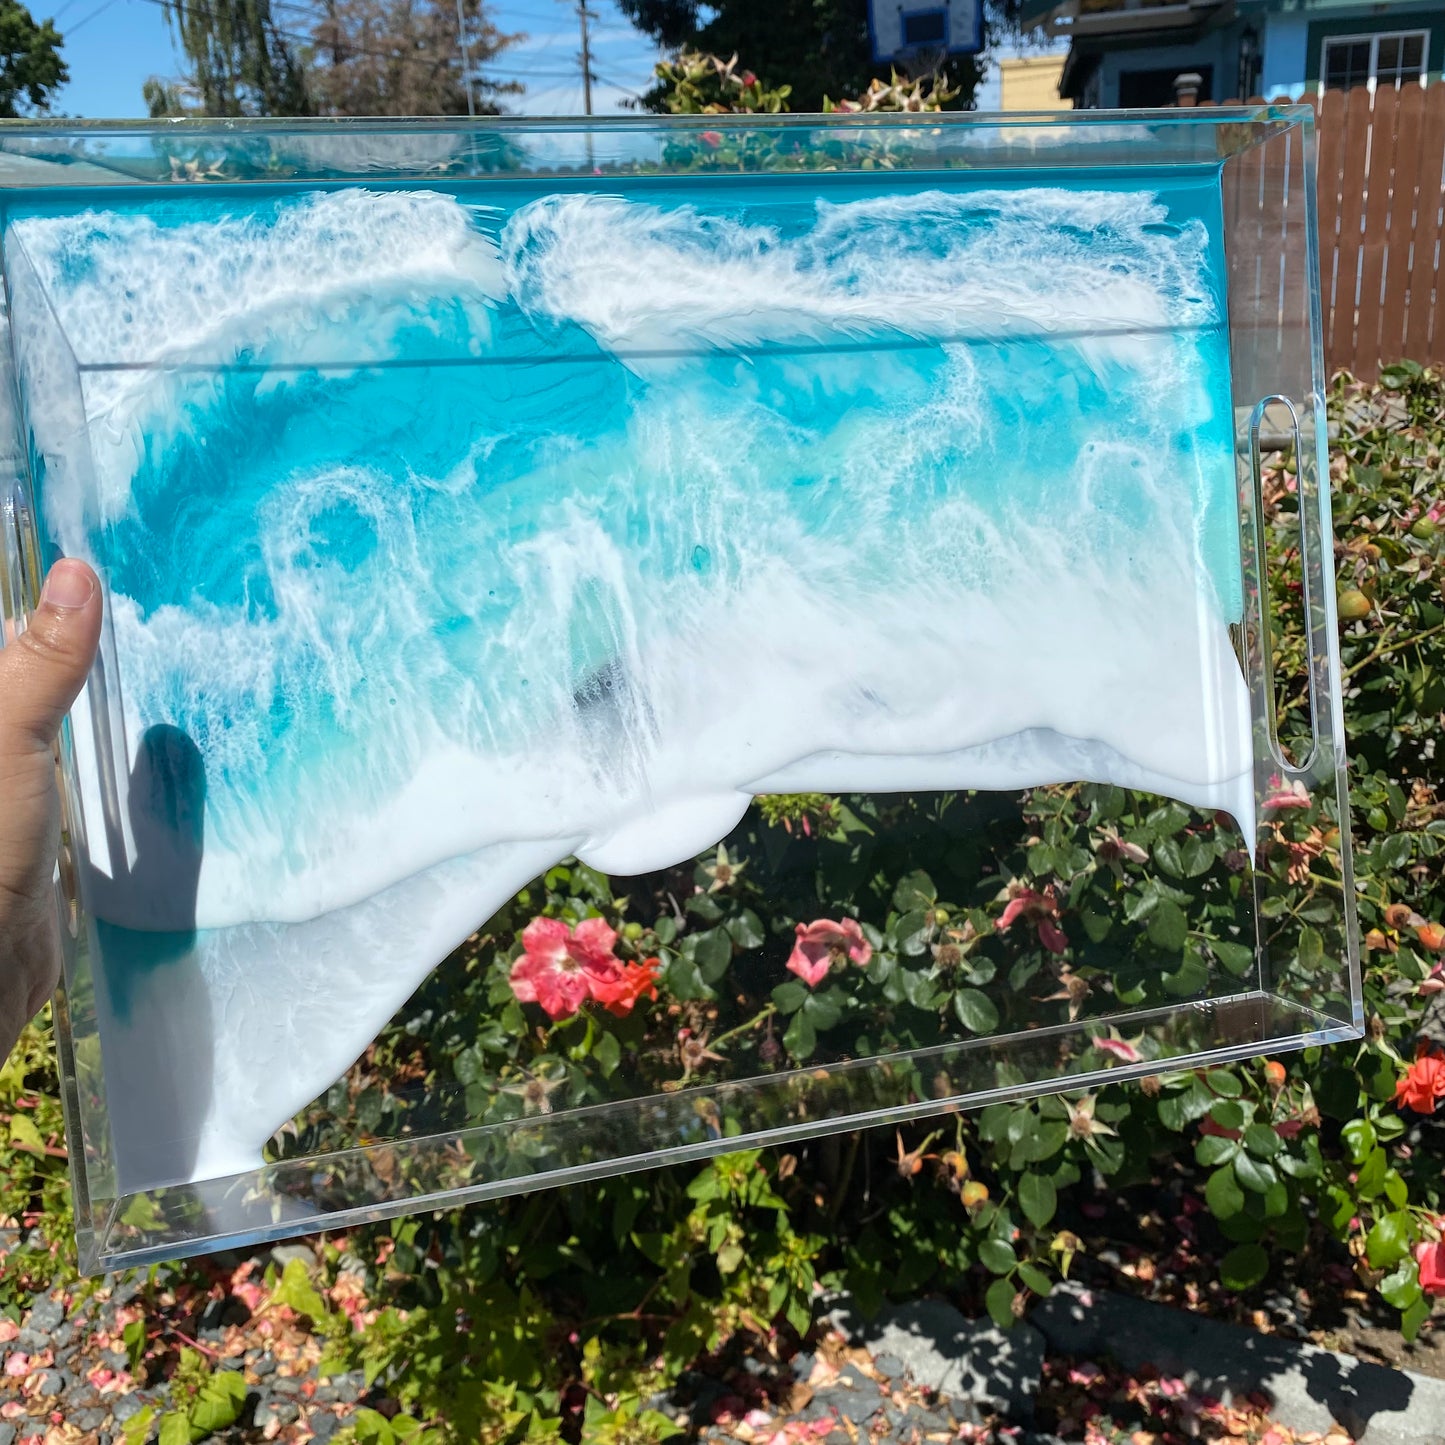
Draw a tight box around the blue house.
[1021,0,1443,108]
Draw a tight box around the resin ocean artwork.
[5,172,1251,1193]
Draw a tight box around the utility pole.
[577,0,593,115]
[455,0,476,116]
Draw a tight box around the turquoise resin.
[6,161,1251,1192]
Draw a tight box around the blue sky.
[48,0,668,120]
[46,0,1018,120]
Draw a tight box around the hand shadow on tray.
[87,720,211,1193]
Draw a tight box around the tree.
[618,0,1027,112]
[306,0,522,117]
[0,0,66,117]
[148,0,311,117]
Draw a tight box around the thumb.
[0,559,103,758]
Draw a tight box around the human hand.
[1,559,102,1061]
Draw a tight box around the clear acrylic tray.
[0,110,1360,1272]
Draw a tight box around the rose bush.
[3,366,1445,1444]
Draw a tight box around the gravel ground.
[1,1269,376,1445]
[0,1272,1364,1445]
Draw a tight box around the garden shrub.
[3,367,1445,1444]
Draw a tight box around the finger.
[0,559,103,757]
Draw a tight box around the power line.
[66,0,123,31]
[590,68,648,101]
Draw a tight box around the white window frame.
[1319,30,1429,95]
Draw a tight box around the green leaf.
[1356,1146,1388,1199]
[1210,1099,1246,1131]
[1153,837,1184,878]
[984,1277,1017,1330]
[1380,360,1423,388]
[1195,1134,1238,1167]
[665,955,710,1001]
[1021,1120,1070,1163]
[1163,948,1210,997]
[350,1409,397,1445]
[1297,926,1325,969]
[893,870,937,912]
[593,1029,621,1078]
[1146,899,1188,952]
[1278,1137,1323,1180]
[1243,1123,1282,1159]
[190,1371,247,1435]
[726,909,765,950]
[1208,1069,1244,1098]
[1220,1242,1270,1291]
[317,1344,352,1379]
[1362,1053,1402,1103]
[802,990,842,1032]
[1124,888,1159,923]
[274,1258,329,1323]
[1157,1092,1192,1132]
[158,1414,191,1445]
[686,891,723,922]
[693,927,733,984]
[1233,1153,1278,1194]
[783,1011,816,1060]
[979,1238,1017,1274]
[954,989,1000,1035]
[1180,835,1215,877]
[1365,1211,1412,1270]
[1017,1261,1053,1297]
[1380,1258,1422,1311]
[895,908,933,956]
[123,1407,159,1445]
[1402,1295,1431,1341]
[1212,941,1255,977]
[771,981,809,1015]
[1384,1170,1410,1208]
[1019,1172,1057,1228]
[898,967,938,1011]
[8,1113,43,1152]
[1341,1117,1376,1164]
[1206,1164,1245,1219]
[978,1103,1012,1142]
[123,1317,147,1376]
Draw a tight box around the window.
[1321,31,1428,92]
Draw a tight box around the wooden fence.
[1202,85,1445,380]
[1315,83,1445,381]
